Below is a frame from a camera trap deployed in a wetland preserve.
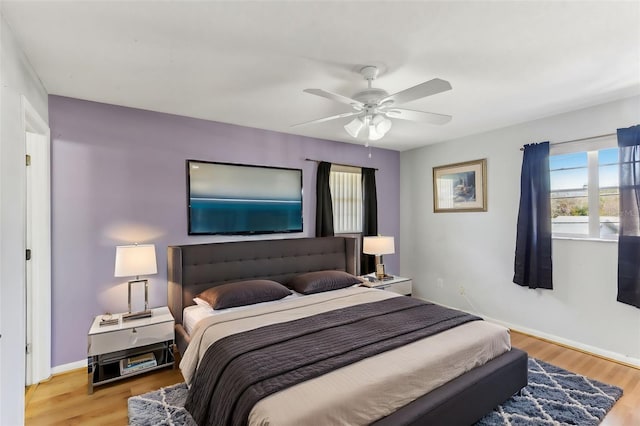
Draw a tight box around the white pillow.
[193,297,213,309]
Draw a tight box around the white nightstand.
[361,275,413,296]
[87,306,175,394]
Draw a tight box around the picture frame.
[433,158,487,212]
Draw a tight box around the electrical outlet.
[437,278,444,288]
[458,285,466,296]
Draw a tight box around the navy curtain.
[315,161,334,237]
[361,168,378,274]
[513,142,553,289]
[617,125,640,308]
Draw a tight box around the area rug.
[128,358,622,426]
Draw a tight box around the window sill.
[552,236,618,243]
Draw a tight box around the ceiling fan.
[293,66,452,142]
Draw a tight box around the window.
[329,165,362,233]
[550,139,619,239]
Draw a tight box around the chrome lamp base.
[122,278,152,322]
[122,309,152,321]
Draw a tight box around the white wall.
[401,96,640,365]
[0,15,49,425]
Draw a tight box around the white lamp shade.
[375,116,392,135]
[365,115,391,141]
[344,117,364,138]
[363,236,395,255]
[367,124,384,141]
[344,115,391,141]
[114,244,158,277]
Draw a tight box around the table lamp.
[363,236,395,280]
[114,244,157,321]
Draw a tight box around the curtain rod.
[519,132,616,151]
[304,158,378,171]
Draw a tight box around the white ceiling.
[2,1,639,151]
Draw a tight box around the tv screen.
[187,160,303,235]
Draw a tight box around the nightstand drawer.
[375,280,412,296]
[88,321,173,356]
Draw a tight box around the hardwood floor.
[25,332,640,425]
[511,331,640,426]
[25,367,183,425]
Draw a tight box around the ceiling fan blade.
[380,78,452,106]
[303,89,364,109]
[385,108,452,125]
[291,111,361,128]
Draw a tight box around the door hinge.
[26,154,31,166]
[26,343,32,355]
[26,249,32,261]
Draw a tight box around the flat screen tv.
[187,160,303,235]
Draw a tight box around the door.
[22,98,51,386]
[25,133,34,385]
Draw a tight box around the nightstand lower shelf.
[88,339,174,393]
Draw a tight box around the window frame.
[550,136,619,241]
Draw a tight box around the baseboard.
[415,296,640,369]
[486,316,640,369]
[51,359,87,376]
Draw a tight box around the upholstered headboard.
[167,237,358,328]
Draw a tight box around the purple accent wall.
[49,95,401,367]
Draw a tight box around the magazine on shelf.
[120,359,157,375]
[120,352,158,375]
[126,352,156,368]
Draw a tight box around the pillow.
[288,270,362,295]
[196,280,292,310]
[192,297,213,309]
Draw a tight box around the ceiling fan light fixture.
[344,117,364,138]
[299,66,452,146]
[368,124,384,141]
[367,115,385,141]
[373,114,392,135]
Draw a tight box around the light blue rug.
[128,358,622,426]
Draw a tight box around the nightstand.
[362,275,412,296]
[87,306,175,394]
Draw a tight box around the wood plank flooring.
[25,331,639,425]
[510,331,640,426]
[25,367,183,425]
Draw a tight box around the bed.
[168,236,528,426]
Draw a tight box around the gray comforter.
[185,296,480,426]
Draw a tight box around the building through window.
[550,137,619,239]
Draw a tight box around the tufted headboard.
[167,237,358,352]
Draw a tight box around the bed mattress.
[181,287,511,426]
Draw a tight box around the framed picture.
[433,159,487,212]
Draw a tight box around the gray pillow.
[288,270,362,295]
[196,280,292,310]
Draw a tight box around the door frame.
[22,95,51,385]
